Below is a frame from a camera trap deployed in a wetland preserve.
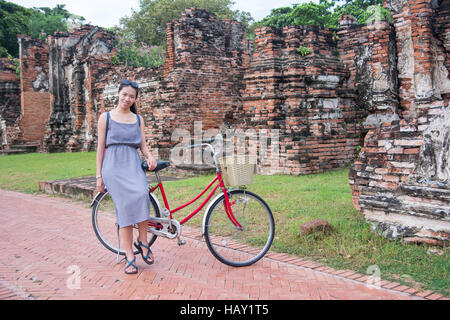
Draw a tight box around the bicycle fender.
[149,192,163,214]
[202,193,224,235]
[90,191,107,208]
[201,188,240,235]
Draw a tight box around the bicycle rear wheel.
[204,189,275,267]
[92,191,161,255]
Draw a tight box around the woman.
[96,79,158,274]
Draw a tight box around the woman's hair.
[118,80,139,114]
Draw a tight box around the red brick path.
[0,189,439,300]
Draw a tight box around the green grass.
[0,152,97,193]
[0,152,448,296]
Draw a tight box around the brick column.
[349,0,450,244]
[17,35,51,146]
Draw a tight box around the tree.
[29,5,86,40]
[253,0,391,30]
[0,1,32,57]
[332,0,391,25]
[118,0,253,47]
[290,0,335,27]
[0,1,85,58]
[252,6,297,30]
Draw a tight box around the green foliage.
[0,2,84,58]
[6,53,19,78]
[333,0,392,25]
[254,0,390,30]
[112,33,166,67]
[28,5,85,40]
[0,1,32,57]
[296,46,311,57]
[290,0,336,27]
[252,6,296,29]
[119,0,253,48]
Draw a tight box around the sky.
[7,0,312,28]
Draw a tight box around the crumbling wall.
[349,0,450,245]
[44,25,115,152]
[17,35,51,147]
[9,3,449,244]
[98,8,250,161]
[238,14,398,175]
[0,58,20,148]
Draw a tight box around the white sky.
[7,0,313,28]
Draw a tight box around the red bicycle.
[91,135,275,267]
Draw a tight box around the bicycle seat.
[142,160,170,172]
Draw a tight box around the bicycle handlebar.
[185,134,223,171]
[187,137,216,149]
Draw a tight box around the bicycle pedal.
[177,238,186,246]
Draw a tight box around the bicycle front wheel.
[92,191,161,255]
[204,189,275,267]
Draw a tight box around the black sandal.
[134,240,155,265]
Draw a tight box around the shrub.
[111,34,165,68]
[296,46,311,57]
[6,54,20,79]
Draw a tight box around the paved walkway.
[0,189,444,300]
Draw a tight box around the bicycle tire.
[204,189,275,267]
[92,191,161,256]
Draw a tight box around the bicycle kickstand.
[177,235,186,246]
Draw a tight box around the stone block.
[299,219,334,236]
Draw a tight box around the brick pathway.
[0,189,442,300]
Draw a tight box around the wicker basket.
[219,155,257,186]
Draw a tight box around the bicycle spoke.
[92,192,160,255]
[204,190,274,267]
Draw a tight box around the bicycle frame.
[148,171,243,229]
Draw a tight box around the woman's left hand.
[147,157,157,171]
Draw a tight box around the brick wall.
[43,26,115,152]
[349,0,450,245]
[0,58,20,148]
[7,3,449,244]
[17,36,51,146]
[97,8,250,162]
[236,14,401,175]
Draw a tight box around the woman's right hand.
[96,177,105,193]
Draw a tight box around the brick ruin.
[349,0,450,245]
[0,58,20,148]
[0,1,448,244]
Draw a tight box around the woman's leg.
[137,220,154,261]
[119,226,135,272]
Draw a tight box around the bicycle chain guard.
[148,216,181,240]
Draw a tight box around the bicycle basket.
[219,155,257,186]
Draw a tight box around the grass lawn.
[0,151,448,296]
[0,151,96,193]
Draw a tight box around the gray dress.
[101,112,150,228]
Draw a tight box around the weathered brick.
[349,0,450,245]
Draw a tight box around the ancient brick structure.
[0,58,20,148]
[3,3,449,243]
[239,23,366,174]
[16,35,51,148]
[43,26,115,152]
[349,0,450,244]
[99,8,250,161]
[99,8,374,175]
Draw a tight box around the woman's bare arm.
[96,112,107,192]
[139,115,157,170]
